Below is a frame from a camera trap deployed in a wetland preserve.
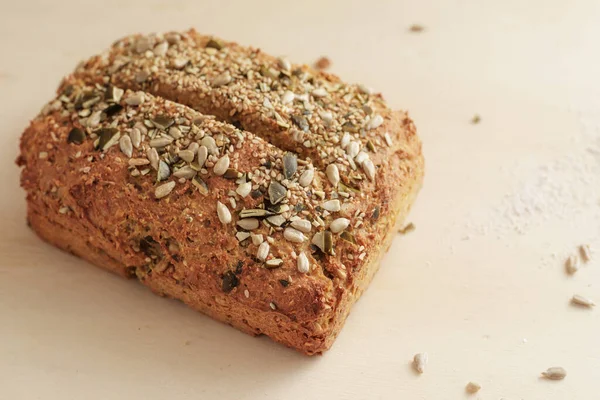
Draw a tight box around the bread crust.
[18,31,424,354]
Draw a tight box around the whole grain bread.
[18,30,424,354]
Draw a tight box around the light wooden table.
[2,1,599,398]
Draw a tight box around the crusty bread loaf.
[17,30,424,354]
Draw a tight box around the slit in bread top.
[66,29,400,179]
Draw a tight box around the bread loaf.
[18,30,423,354]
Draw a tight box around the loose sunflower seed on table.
[412,353,428,374]
[565,254,580,274]
[541,367,566,380]
[571,294,595,307]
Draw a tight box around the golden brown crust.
[18,31,424,354]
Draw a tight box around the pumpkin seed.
[240,209,273,218]
[340,231,356,244]
[222,271,239,293]
[342,121,358,133]
[265,259,283,269]
[155,181,175,199]
[283,153,298,179]
[102,104,124,118]
[291,114,309,132]
[206,38,223,50]
[192,176,209,195]
[104,85,124,103]
[96,128,120,151]
[224,168,240,179]
[67,128,85,144]
[268,181,287,204]
[151,115,175,130]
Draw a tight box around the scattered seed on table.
[413,352,428,374]
[465,382,481,393]
[541,367,567,380]
[471,114,481,124]
[409,24,425,33]
[314,56,331,70]
[579,244,591,263]
[571,294,595,308]
[565,254,580,275]
[398,222,415,234]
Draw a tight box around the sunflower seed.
[297,252,310,273]
[105,85,124,103]
[206,38,223,50]
[125,92,145,106]
[168,126,183,139]
[153,41,169,56]
[257,242,270,261]
[541,367,566,380]
[318,110,333,125]
[196,145,208,167]
[340,132,351,149]
[366,114,384,130]
[213,154,230,176]
[323,199,341,212]
[330,218,350,233]
[86,111,102,128]
[347,141,360,158]
[172,58,188,69]
[251,233,263,245]
[236,182,252,198]
[283,153,298,179]
[150,137,173,148]
[212,72,232,87]
[155,181,175,199]
[291,219,311,233]
[580,244,592,262]
[299,168,314,187]
[284,227,306,243]
[192,176,209,195]
[268,181,287,204]
[177,149,195,163]
[135,70,150,83]
[565,255,579,274]
[216,201,231,224]
[135,36,151,53]
[157,160,171,181]
[277,56,291,71]
[465,382,481,393]
[326,164,340,187]
[236,232,250,242]
[384,132,393,147]
[173,166,196,179]
[281,90,295,104]
[413,353,428,374]
[147,148,159,170]
[240,209,273,218]
[131,128,142,148]
[265,259,283,269]
[129,158,149,166]
[312,232,325,252]
[67,128,85,144]
[237,218,259,230]
[266,214,286,227]
[119,135,133,157]
[312,87,328,97]
[571,294,595,307]
[362,159,376,181]
[355,151,369,164]
[358,84,372,94]
[201,136,218,155]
